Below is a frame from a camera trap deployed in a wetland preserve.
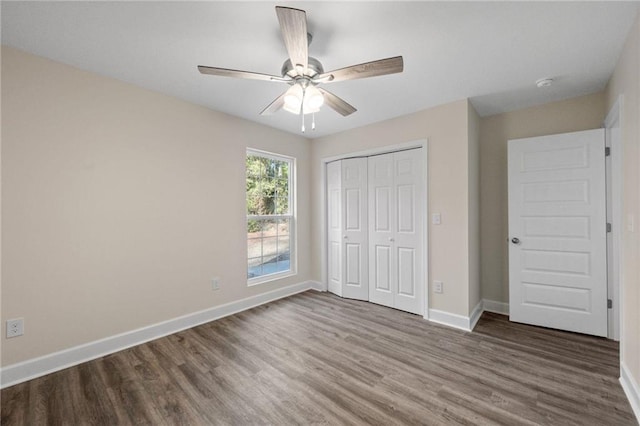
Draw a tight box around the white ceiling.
[2,1,639,138]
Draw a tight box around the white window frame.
[246,148,296,286]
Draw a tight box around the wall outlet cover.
[6,318,24,338]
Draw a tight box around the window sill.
[247,270,296,287]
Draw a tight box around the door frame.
[319,139,429,316]
[604,95,623,341]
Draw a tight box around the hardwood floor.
[1,291,635,425]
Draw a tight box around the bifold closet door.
[368,149,424,315]
[327,158,368,300]
[327,161,343,296]
[341,158,368,300]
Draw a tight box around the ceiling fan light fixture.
[305,85,324,110]
[283,83,303,112]
[198,6,402,128]
[283,83,324,115]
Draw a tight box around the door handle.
[343,235,348,239]
[511,237,521,245]
[388,238,395,242]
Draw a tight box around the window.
[246,149,295,284]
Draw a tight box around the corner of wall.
[604,10,640,423]
[467,100,482,315]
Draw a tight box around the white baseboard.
[428,309,475,332]
[426,299,508,332]
[469,300,484,331]
[482,299,509,315]
[1,280,316,389]
[309,280,326,292]
[621,362,640,423]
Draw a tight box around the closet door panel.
[368,154,395,308]
[374,245,391,291]
[374,187,391,232]
[327,161,343,296]
[341,158,368,300]
[393,150,423,315]
[345,243,362,285]
[397,247,416,296]
[397,184,415,233]
[345,188,363,231]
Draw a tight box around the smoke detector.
[536,78,554,88]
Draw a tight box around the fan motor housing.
[281,57,324,78]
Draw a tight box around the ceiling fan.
[198,6,404,132]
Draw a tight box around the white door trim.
[604,95,623,341]
[320,139,429,316]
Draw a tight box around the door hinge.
[607,223,612,233]
[608,299,613,309]
[605,147,611,156]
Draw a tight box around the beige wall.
[468,104,481,312]
[478,92,606,303]
[1,47,311,366]
[311,99,477,317]
[605,10,640,390]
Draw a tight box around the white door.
[327,161,342,296]
[508,129,607,337]
[341,158,368,300]
[369,149,424,314]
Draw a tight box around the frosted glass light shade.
[283,84,303,112]
[282,83,324,115]
[305,85,324,110]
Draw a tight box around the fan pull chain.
[312,113,316,130]
[300,86,306,133]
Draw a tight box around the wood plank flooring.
[1,291,635,425]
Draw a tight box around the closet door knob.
[343,235,348,239]
[388,238,395,242]
[511,237,520,245]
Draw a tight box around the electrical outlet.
[433,281,443,294]
[6,318,24,338]
[211,277,220,291]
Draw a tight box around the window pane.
[277,161,288,179]
[247,194,261,215]
[246,156,263,178]
[262,219,278,237]
[275,178,288,199]
[277,236,290,256]
[275,259,290,274]
[275,197,289,215]
[246,151,293,281]
[248,257,262,279]
[277,218,289,235]
[247,219,262,235]
[259,197,276,215]
[247,237,262,259]
[262,236,278,260]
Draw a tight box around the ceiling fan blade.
[275,6,308,75]
[198,65,289,82]
[316,56,404,83]
[260,92,287,115]
[318,88,357,116]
